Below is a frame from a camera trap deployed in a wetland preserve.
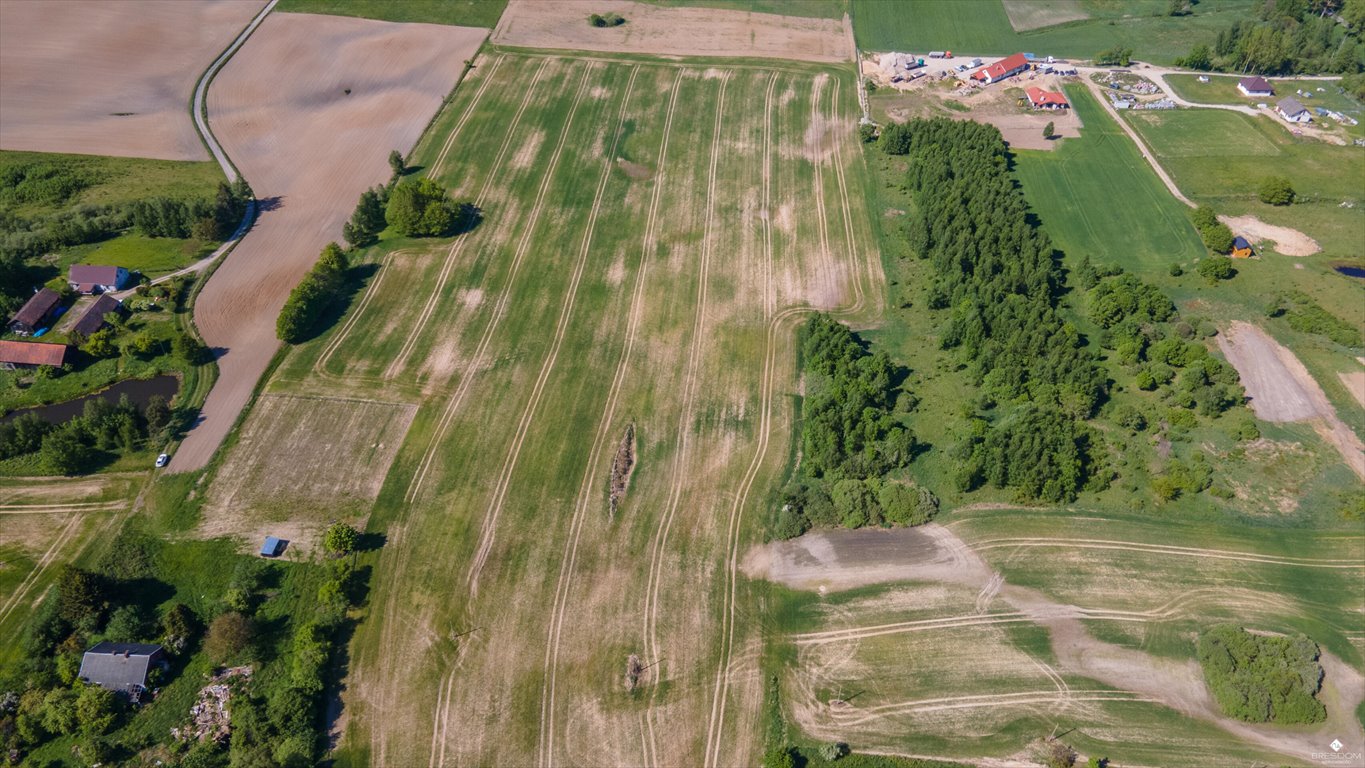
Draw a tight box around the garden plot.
[0,0,262,160]
[203,394,416,530]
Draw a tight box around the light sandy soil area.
[1340,370,1365,409]
[1218,214,1321,256]
[492,0,851,63]
[757,523,1365,765]
[172,13,485,471]
[1218,321,1365,480]
[0,0,263,160]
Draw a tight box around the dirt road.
[170,13,486,472]
[1079,73,1194,207]
[1218,321,1365,480]
[0,0,265,160]
[492,0,851,63]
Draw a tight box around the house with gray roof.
[78,642,166,693]
[1276,96,1312,123]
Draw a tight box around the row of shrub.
[1268,290,1363,348]
[275,243,349,343]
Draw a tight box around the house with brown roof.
[971,53,1029,84]
[0,340,68,370]
[1237,76,1273,97]
[7,288,63,336]
[1025,87,1069,110]
[68,265,130,294]
[70,295,122,340]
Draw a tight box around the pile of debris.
[608,424,636,517]
[171,666,252,744]
[625,654,643,692]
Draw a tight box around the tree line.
[275,243,349,343]
[0,394,173,475]
[1175,0,1365,74]
[774,315,936,538]
[886,118,1107,502]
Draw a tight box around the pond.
[1332,264,1365,279]
[2,375,179,425]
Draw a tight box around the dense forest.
[889,118,1107,502]
[775,315,935,538]
[1198,624,1327,724]
[1176,0,1365,75]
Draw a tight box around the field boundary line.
[432,55,506,179]
[466,64,641,595]
[702,71,779,768]
[255,391,417,409]
[428,63,599,768]
[808,75,835,307]
[536,64,665,768]
[642,68,731,768]
[386,58,551,383]
[972,537,1365,568]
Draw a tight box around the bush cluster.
[342,186,387,248]
[0,394,171,474]
[276,243,349,343]
[1198,624,1327,724]
[1268,291,1363,348]
[588,11,625,27]
[385,178,470,238]
[1189,205,1234,254]
[1257,175,1295,206]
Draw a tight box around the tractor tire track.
[315,250,405,382]
[972,537,1365,568]
[386,58,550,384]
[466,65,640,595]
[0,513,82,627]
[426,63,598,768]
[431,54,505,180]
[641,69,730,768]
[831,690,1150,726]
[537,66,680,768]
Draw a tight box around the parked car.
[156,453,170,468]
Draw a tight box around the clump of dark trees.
[1,528,370,766]
[276,243,348,343]
[887,118,1108,502]
[0,157,251,314]
[1268,290,1363,348]
[1198,624,1327,724]
[0,394,173,475]
[774,315,935,539]
[1175,0,1365,75]
[588,12,625,27]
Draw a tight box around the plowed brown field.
[492,0,852,64]
[172,13,485,471]
[0,0,264,160]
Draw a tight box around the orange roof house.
[1025,87,1069,110]
[972,53,1029,84]
[0,340,69,369]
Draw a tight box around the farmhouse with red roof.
[972,53,1029,84]
[1025,87,1069,110]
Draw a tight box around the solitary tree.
[323,522,360,555]
[1043,121,1056,140]
[388,150,405,179]
[1258,175,1295,205]
[204,612,254,664]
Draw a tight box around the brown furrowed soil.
[1218,321,1365,479]
[171,13,485,472]
[492,0,852,64]
[0,0,264,160]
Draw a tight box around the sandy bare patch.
[1218,321,1365,479]
[0,0,262,160]
[510,129,545,170]
[203,393,416,528]
[492,0,851,64]
[174,13,485,471]
[616,157,654,180]
[1001,0,1088,31]
[1340,371,1365,409]
[1219,215,1320,256]
[741,525,993,593]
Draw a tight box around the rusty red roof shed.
[0,340,69,367]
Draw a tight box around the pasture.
[276,0,509,27]
[244,48,881,767]
[851,0,1255,65]
[760,511,1365,765]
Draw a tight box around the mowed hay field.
[251,50,881,766]
[0,0,262,161]
[759,512,1365,765]
[176,12,486,472]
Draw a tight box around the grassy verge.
[275,0,508,27]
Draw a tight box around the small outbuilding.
[78,642,165,694]
[260,536,285,557]
[0,340,69,370]
[1231,236,1254,258]
[1237,76,1274,97]
[68,265,130,295]
[1276,96,1312,123]
[7,288,63,336]
[70,294,123,339]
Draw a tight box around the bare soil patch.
[878,76,1083,151]
[0,0,262,161]
[1219,215,1321,256]
[202,393,416,531]
[1001,0,1088,31]
[492,0,851,64]
[616,157,654,180]
[174,13,485,471]
[1218,321,1365,478]
[1339,371,1365,409]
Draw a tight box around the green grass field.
[1164,75,1365,136]
[275,0,507,27]
[852,0,1255,65]
[0,150,224,217]
[245,49,884,767]
[639,0,847,17]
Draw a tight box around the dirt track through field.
[171,13,485,472]
[1218,321,1365,479]
[0,0,264,160]
[536,67,678,768]
[493,0,851,64]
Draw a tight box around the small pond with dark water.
[1332,264,1365,279]
[2,375,179,425]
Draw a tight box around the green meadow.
[275,0,508,27]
